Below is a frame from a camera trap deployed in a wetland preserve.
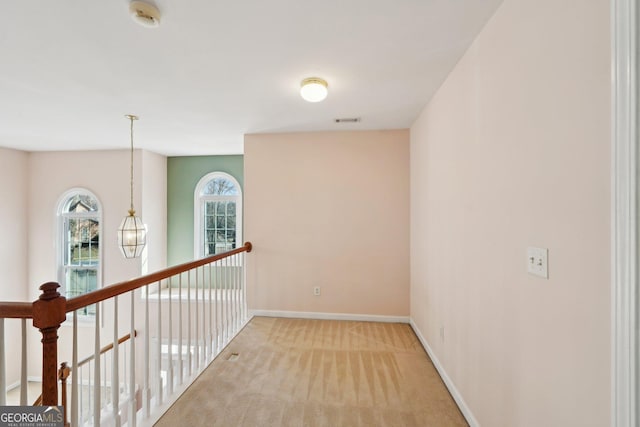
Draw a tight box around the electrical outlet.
[527,247,548,279]
[313,286,321,296]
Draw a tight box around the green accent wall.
[167,155,243,266]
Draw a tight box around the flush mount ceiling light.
[117,114,147,259]
[129,1,161,28]
[300,77,328,103]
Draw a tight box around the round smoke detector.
[129,1,161,28]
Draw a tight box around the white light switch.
[527,247,548,279]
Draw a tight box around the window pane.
[205,243,215,256]
[66,268,97,298]
[227,216,236,229]
[64,194,99,213]
[215,242,232,253]
[67,218,99,266]
[201,178,238,196]
[205,201,214,215]
[60,191,100,315]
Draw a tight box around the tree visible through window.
[195,172,242,257]
[58,190,101,316]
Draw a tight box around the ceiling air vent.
[334,117,361,123]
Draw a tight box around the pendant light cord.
[129,116,135,214]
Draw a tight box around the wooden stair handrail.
[32,395,42,406]
[0,302,33,319]
[0,242,253,318]
[76,330,136,368]
[66,241,252,312]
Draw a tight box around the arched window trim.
[194,172,243,259]
[56,188,103,317]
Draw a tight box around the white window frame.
[56,188,103,318]
[612,0,639,425]
[194,172,243,259]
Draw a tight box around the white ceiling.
[0,0,502,156]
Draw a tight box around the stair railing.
[0,241,252,426]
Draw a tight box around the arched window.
[57,189,102,316]
[194,172,242,258]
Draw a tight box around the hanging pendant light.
[117,114,147,258]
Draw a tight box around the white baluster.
[195,267,199,372]
[72,312,78,427]
[20,319,27,405]
[208,264,213,358]
[100,352,111,410]
[129,291,137,427]
[230,256,235,333]
[144,285,150,418]
[201,265,206,364]
[243,251,248,323]
[229,256,233,340]
[168,278,173,395]
[239,253,244,325]
[79,363,84,425]
[218,259,223,347]
[214,260,219,354]
[0,318,5,406]
[156,280,162,406]
[88,363,92,425]
[187,271,192,377]
[238,254,242,328]
[220,258,225,346]
[238,254,242,325]
[221,259,225,347]
[178,273,183,386]
[202,266,207,363]
[232,255,236,331]
[112,296,121,427]
[233,255,237,332]
[225,256,230,343]
[94,303,101,427]
[241,253,245,324]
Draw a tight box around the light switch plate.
[527,247,548,279]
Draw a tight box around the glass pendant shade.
[117,210,147,259]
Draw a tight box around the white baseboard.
[250,309,409,324]
[409,318,479,427]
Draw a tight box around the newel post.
[32,282,67,406]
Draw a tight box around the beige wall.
[0,147,29,387]
[410,0,610,426]
[141,150,167,275]
[245,130,409,317]
[28,150,144,295]
[27,149,167,376]
[0,148,29,302]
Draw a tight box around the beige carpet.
[155,317,468,427]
